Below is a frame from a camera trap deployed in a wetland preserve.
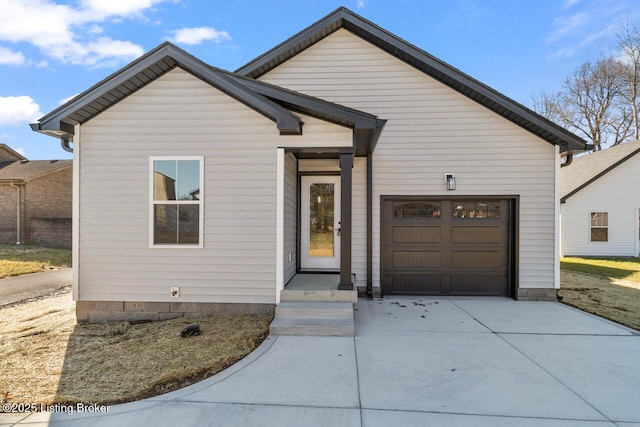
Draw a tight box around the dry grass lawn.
[559,270,640,331]
[0,244,72,279]
[562,257,640,283]
[0,290,272,407]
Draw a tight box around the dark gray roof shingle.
[561,140,640,201]
[0,159,72,182]
[0,144,27,162]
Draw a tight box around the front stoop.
[269,301,355,336]
[280,288,358,303]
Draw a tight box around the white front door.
[301,176,341,270]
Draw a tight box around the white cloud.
[545,0,631,58]
[0,0,170,67]
[169,27,232,45]
[59,93,80,105]
[88,25,105,34]
[546,12,589,45]
[0,96,43,126]
[80,0,165,19]
[0,46,25,65]
[550,25,615,58]
[356,0,367,8]
[563,0,582,8]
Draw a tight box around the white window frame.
[589,211,608,243]
[149,156,204,248]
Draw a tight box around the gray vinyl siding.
[78,68,351,303]
[261,29,558,290]
[284,152,297,283]
[352,157,367,286]
[561,156,640,257]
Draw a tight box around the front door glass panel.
[309,183,335,257]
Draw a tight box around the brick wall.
[0,184,21,244]
[25,167,72,248]
[29,217,72,248]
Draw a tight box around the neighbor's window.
[150,157,203,247]
[590,212,608,242]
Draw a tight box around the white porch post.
[72,124,80,301]
[276,148,285,304]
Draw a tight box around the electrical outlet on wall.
[170,287,180,298]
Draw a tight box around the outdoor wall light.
[445,173,456,191]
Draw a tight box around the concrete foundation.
[76,300,275,323]
[517,288,558,301]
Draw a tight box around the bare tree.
[530,90,564,124]
[530,19,640,150]
[565,58,630,149]
[531,58,630,150]
[617,21,640,140]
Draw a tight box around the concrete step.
[270,300,355,336]
[280,289,358,303]
[275,301,353,319]
[269,316,354,337]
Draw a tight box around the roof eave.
[226,71,386,153]
[32,42,304,139]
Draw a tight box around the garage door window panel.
[393,202,440,219]
[453,201,500,219]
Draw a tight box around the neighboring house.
[561,140,640,257]
[31,8,587,322]
[0,144,72,248]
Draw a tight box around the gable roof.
[0,144,27,162]
[236,7,587,154]
[0,159,72,183]
[32,43,303,138]
[31,42,385,155]
[223,72,386,155]
[561,139,640,202]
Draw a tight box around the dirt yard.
[559,270,640,331]
[0,290,272,407]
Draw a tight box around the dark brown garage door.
[382,198,512,296]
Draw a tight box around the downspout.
[366,153,373,299]
[9,182,21,245]
[61,138,74,153]
[560,153,573,168]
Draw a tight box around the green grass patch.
[561,257,640,284]
[0,245,72,279]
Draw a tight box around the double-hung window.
[590,212,608,242]
[150,157,204,247]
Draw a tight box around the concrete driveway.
[3,297,639,426]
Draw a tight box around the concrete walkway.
[2,297,639,426]
[0,269,72,307]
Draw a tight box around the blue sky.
[1,0,638,160]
